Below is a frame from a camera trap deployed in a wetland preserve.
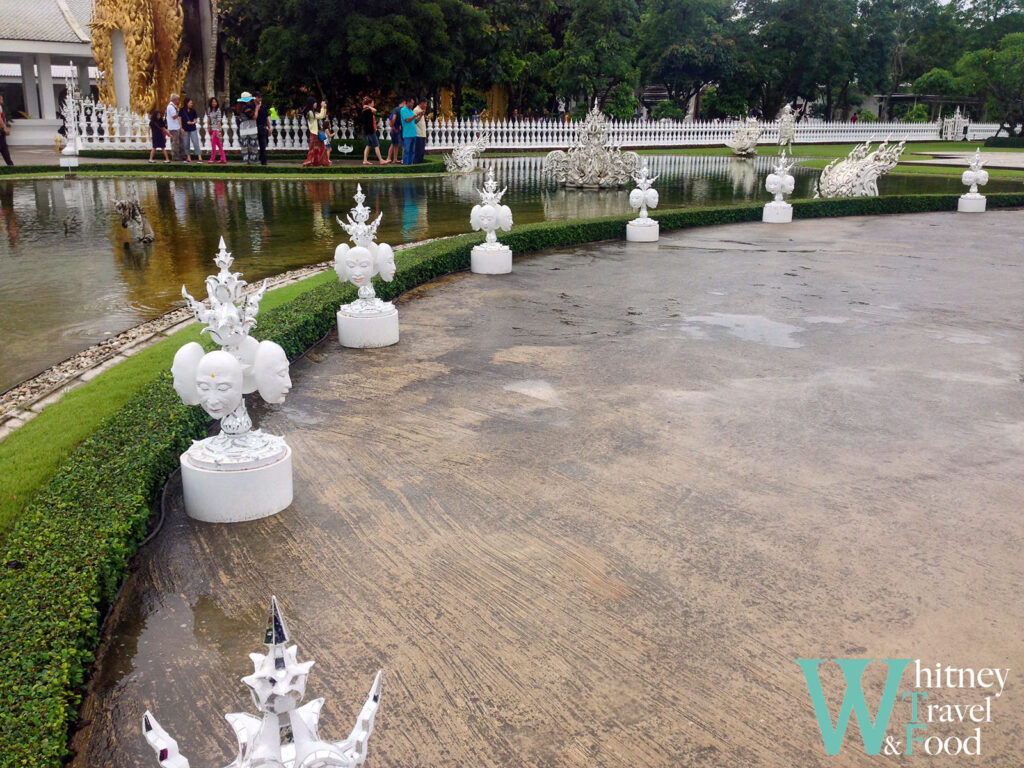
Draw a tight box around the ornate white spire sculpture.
[143,597,383,768]
[334,185,399,347]
[626,165,660,242]
[543,100,642,188]
[443,132,488,173]
[958,148,989,213]
[777,104,796,151]
[814,136,906,198]
[172,237,293,522]
[59,60,81,174]
[726,117,761,157]
[469,166,514,273]
[763,150,796,223]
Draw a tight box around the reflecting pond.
[1,154,1020,392]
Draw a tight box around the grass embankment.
[3,193,1024,767]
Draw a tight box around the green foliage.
[858,109,879,122]
[7,189,1024,766]
[902,103,932,122]
[458,89,488,118]
[553,0,639,104]
[605,82,638,119]
[652,100,686,120]
[913,67,962,96]
[956,32,1024,135]
[0,159,447,177]
[984,135,1024,147]
[699,85,748,120]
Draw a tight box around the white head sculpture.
[472,167,514,245]
[334,244,376,288]
[765,152,796,203]
[629,165,659,219]
[961,148,989,194]
[237,335,260,394]
[334,186,396,305]
[254,340,292,404]
[171,342,205,406]
[195,350,245,420]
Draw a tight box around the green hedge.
[983,136,1024,148]
[0,158,445,177]
[1,191,1023,767]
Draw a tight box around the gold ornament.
[90,0,186,113]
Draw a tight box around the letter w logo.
[795,658,911,755]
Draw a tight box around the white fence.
[70,103,1002,152]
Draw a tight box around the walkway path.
[72,211,1024,767]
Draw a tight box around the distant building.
[0,0,97,144]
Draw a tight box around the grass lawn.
[795,156,1024,181]
[0,270,337,540]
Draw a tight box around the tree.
[553,0,640,105]
[635,0,736,114]
[956,32,1024,135]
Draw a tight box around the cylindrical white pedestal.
[181,446,293,523]
[762,201,793,223]
[471,244,512,274]
[337,308,400,348]
[958,194,986,213]
[626,219,659,242]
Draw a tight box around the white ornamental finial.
[958,147,989,212]
[143,598,383,768]
[336,184,383,249]
[470,165,515,273]
[182,237,267,349]
[628,165,659,220]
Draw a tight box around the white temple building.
[0,0,97,145]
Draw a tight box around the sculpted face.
[195,350,244,419]
[343,246,375,287]
[496,204,513,232]
[237,335,260,394]
[171,342,204,405]
[254,340,291,404]
[471,204,498,233]
[376,243,396,282]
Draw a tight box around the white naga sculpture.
[626,164,659,242]
[814,137,906,198]
[958,148,989,213]
[143,597,383,768]
[469,166,514,273]
[763,151,796,223]
[777,104,796,151]
[334,185,399,348]
[726,117,761,157]
[443,132,488,173]
[543,101,641,188]
[173,237,293,523]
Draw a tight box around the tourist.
[269,104,279,128]
[0,93,12,166]
[400,97,417,165]
[414,98,428,164]
[387,101,403,163]
[206,97,226,164]
[236,92,259,165]
[254,92,270,165]
[302,96,327,164]
[148,108,171,163]
[166,93,183,161]
[360,97,390,166]
[511,108,520,124]
[182,97,201,163]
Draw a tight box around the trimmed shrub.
[1,191,1023,767]
[984,136,1024,148]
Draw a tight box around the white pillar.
[77,61,91,98]
[37,54,56,119]
[21,55,40,118]
[109,30,131,109]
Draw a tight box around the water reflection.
[0,157,1019,392]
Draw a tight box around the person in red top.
[361,97,390,165]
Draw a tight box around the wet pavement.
[71,211,1024,767]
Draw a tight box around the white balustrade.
[72,105,1001,154]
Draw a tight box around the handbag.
[239,122,258,137]
[318,131,327,142]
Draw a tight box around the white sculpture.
[334,185,399,348]
[942,106,969,142]
[726,117,761,157]
[763,150,796,223]
[543,100,642,188]
[626,164,659,242]
[143,597,383,768]
[113,181,155,243]
[958,148,989,213]
[814,137,906,198]
[60,61,81,172]
[174,237,293,523]
[777,104,796,151]
[443,132,488,173]
[469,166,514,273]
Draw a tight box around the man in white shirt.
[166,93,182,161]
